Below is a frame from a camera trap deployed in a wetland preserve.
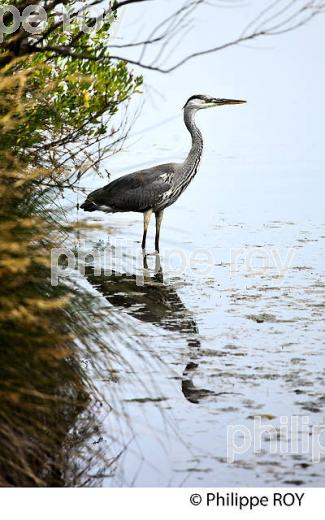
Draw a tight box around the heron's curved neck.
[184,107,203,169]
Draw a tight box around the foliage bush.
[0,2,142,486]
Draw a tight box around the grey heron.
[81,94,246,252]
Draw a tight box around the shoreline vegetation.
[0,2,142,486]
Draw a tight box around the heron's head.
[183,94,246,111]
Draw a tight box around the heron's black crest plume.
[183,94,210,107]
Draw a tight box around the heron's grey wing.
[89,163,175,212]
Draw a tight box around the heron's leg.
[142,209,153,251]
[154,253,164,282]
[142,253,149,270]
[154,210,164,253]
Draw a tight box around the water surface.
[77,148,325,486]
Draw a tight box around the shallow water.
[75,145,325,487]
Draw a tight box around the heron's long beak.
[214,98,246,105]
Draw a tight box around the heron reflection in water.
[85,255,231,404]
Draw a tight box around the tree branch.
[108,0,325,73]
[111,0,152,11]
